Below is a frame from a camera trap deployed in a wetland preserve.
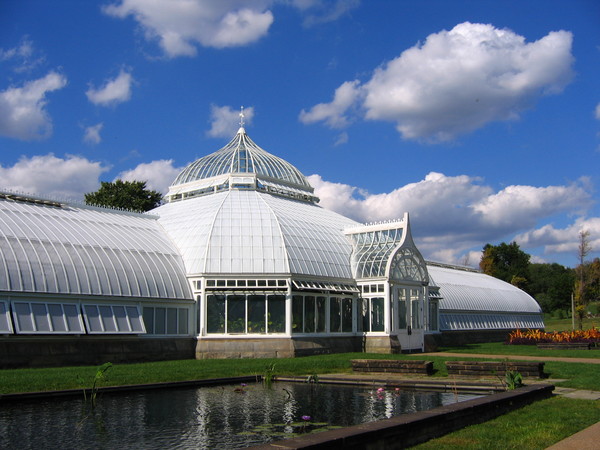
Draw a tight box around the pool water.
[0,382,479,449]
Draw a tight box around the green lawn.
[438,341,600,359]
[544,316,598,332]
[413,396,600,450]
[1,349,598,394]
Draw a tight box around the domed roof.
[172,127,311,189]
[153,189,358,279]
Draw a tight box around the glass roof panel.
[0,197,191,299]
[171,128,312,190]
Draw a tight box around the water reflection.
[0,382,478,449]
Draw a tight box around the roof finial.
[239,106,245,128]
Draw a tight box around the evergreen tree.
[84,180,162,212]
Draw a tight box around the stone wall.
[430,329,512,347]
[196,336,363,359]
[0,336,196,369]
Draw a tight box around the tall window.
[143,306,189,335]
[206,293,285,334]
[397,288,407,330]
[292,294,354,334]
[428,300,439,331]
[359,297,384,332]
[330,297,353,333]
[411,289,422,329]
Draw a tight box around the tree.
[574,230,592,329]
[480,242,531,286]
[84,180,162,212]
[527,263,575,314]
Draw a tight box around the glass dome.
[172,127,311,189]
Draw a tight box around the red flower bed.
[507,328,600,345]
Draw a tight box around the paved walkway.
[422,351,600,364]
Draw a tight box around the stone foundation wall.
[196,336,363,359]
[196,338,296,359]
[362,335,402,354]
[0,337,196,369]
[431,329,513,347]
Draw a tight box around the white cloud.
[334,131,348,146]
[0,71,67,141]
[515,218,600,258]
[207,104,254,138]
[302,22,574,142]
[595,102,600,120]
[103,0,274,57]
[117,159,183,194]
[309,172,594,265]
[0,154,109,199]
[86,69,134,106]
[0,37,44,73]
[473,182,591,230]
[83,123,104,144]
[294,0,360,27]
[299,80,360,128]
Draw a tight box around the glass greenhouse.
[0,126,544,362]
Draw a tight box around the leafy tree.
[527,263,575,314]
[480,242,531,286]
[84,180,162,212]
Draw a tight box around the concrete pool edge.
[246,383,555,449]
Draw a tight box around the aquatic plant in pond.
[77,362,112,409]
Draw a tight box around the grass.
[0,353,355,394]
[544,316,598,332]
[1,349,598,393]
[413,396,600,449]
[438,341,600,359]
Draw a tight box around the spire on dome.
[238,106,245,133]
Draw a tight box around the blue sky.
[1,0,599,268]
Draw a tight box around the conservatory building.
[0,126,544,366]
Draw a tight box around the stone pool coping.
[247,383,555,449]
[276,373,506,394]
[0,373,508,402]
[0,375,262,402]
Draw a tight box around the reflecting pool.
[0,382,479,449]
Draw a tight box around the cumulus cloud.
[86,69,134,106]
[0,154,109,199]
[302,22,574,142]
[309,172,593,264]
[0,71,67,141]
[515,218,600,257]
[83,123,104,144]
[103,0,274,57]
[207,104,254,138]
[117,159,183,194]
[299,80,360,128]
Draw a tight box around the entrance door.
[393,287,424,352]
